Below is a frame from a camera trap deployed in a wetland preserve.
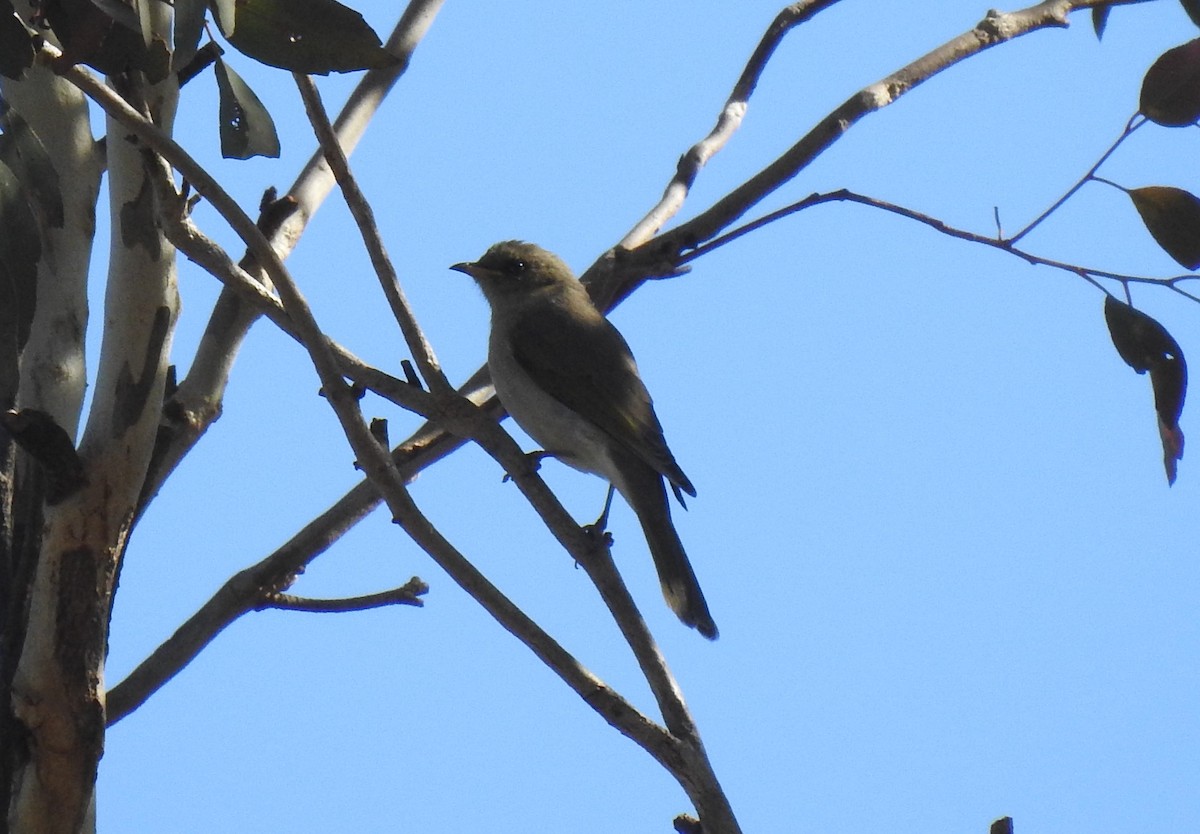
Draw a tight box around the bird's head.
[451,240,578,305]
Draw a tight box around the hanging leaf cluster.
[5,0,395,79]
[1079,25,1200,484]
[5,0,396,158]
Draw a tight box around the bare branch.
[146,165,437,418]
[105,8,1161,830]
[97,7,1167,827]
[364,449,695,790]
[700,187,1197,295]
[144,1,448,513]
[262,578,429,612]
[70,48,707,814]
[106,421,467,724]
[285,0,447,231]
[292,74,451,395]
[619,0,847,248]
[285,57,722,803]
[622,0,1158,281]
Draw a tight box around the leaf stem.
[1008,114,1145,245]
[1091,175,1128,193]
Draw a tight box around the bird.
[451,241,718,639]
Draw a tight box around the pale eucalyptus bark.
[4,6,179,830]
[0,56,102,834]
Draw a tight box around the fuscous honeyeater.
[451,241,717,639]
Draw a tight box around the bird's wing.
[508,302,696,498]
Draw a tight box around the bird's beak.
[450,261,482,278]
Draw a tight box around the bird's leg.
[583,484,617,547]
[592,483,617,531]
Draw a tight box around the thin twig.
[101,6,1166,829]
[618,0,848,248]
[111,0,1161,755]
[106,420,474,724]
[292,74,451,395]
[613,0,1158,291]
[1008,114,1145,244]
[685,187,1198,296]
[149,174,439,417]
[262,579,429,612]
[297,59,711,767]
[65,47,701,797]
[143,0,449,518]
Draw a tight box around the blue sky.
[93,1,1200,831]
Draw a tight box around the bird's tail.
[621,467,718,640]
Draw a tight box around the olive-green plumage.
[451,241,717,639]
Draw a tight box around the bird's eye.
[507,258,527,275]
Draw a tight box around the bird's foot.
[581,484,618,546]
[582,523,614,549]
[501,449,557,483]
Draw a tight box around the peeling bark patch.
[112,306,171,437]
[118,175,162,260]
[42,545,111,826]
[54,547,107,748]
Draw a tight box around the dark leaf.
[0,409,87,503]
[88,0,139,35]
[91,0,160,54]
[1104,296,1188,484]
[40,0,120,67]
[214,57,280,160]
[1182,0,1200,28]
[1140,38,1200,126]
[1128,186,1200,270]
[1105,296,1183,391]
[0,158,41,401]
[0,158,39,350]
[222,0,395,74]
[1092,4,1111,40]
[172,0,206,70]
[40,0,168,79]
[0,1,36,80]
[0,105,65,230]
